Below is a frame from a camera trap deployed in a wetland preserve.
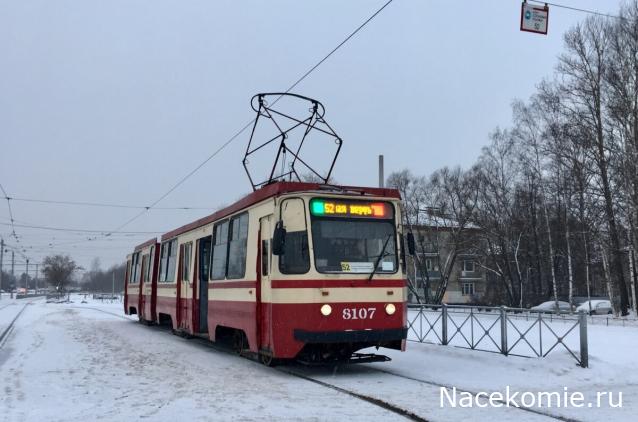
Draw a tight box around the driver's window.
[278,198,310,274]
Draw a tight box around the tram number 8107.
[342,307,377,320]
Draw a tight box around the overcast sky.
[0,0,627,273]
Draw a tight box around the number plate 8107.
[342,307,376,320]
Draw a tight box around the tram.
[124,181,409,364]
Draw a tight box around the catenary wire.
[101,0,396,238]
[527,0,623,20]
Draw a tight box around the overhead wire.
[3,195,216,210]
[0,222,163,235]
[0,183,18,242]
[100,0,396,238]
[6,0,396,263]
[527,0,623,20]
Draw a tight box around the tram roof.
[134,237,159,251]
[160,181,401,241]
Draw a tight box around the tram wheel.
[259,352,275,367]
[232,331,246,355]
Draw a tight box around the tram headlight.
[385,303,396,315]
[320,304,332,316]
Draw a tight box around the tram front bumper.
[293,328,407,344]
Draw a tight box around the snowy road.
[0,298,636,421]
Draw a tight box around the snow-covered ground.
[0,296,636,421]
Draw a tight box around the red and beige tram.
[124,181,408,363]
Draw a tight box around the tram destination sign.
[520,1,549,35]
[310,198,393,219]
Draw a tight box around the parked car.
[530,300,573,313]
[576,300,613,315]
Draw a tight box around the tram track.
[275,365,428,421]
[361,366,581,422]
[73,306,578,421]
[0,302,29,349]
[72,306,424,420]
[0,302,15,312]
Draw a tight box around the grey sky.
[0,0,625,272]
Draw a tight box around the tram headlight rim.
[320,304,332,316]
[385,303,396,315]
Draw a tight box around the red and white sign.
[520,2,549,35]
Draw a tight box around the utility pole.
[0,237,4,300]
[26,258,29,291]
[112,270,115,300]
[10,251,14,299]
[35,263,38,293]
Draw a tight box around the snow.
[1,296,401,421]
[1,296,637,421]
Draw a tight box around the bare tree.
[558,16,630,314]
[42,255,79,293]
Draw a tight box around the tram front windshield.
[309,199,397,274]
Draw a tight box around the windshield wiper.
[368,234,393,281]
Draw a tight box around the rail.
[407,304,589,368]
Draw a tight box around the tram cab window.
[309,199,398,274]
[278,198,310,274]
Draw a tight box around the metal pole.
[630,249,638,313]
[378,155,384,188]
[10,251,14,299]
[500,306,508,355]
[579,311,588,368]
[112,270,115,300]
[441,304,448,345]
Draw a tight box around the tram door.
[139,254,148,320]
[177,242,193,331]
[259,215,273,351]
[197,236,212,333]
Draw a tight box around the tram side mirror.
[407,232,416,256]
[272,221,286,256]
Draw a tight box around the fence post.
[441,304,448,345]
[579,311,588,368]
[500,306,508,355]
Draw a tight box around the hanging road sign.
[520,1,549,35]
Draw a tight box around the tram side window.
[143,253,150,282]
[159,243,168,282]
[146,246,154,282]
[278,198,310,274]
[210,221,229,280]
[131,252,141,283]
[166,239,177,282]
[159,239,177,282]
[262,239,269,276]
[227,213,249,279]
[126,260,132,284]
[182,242,192,282]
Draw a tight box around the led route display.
[309,198,393,219]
